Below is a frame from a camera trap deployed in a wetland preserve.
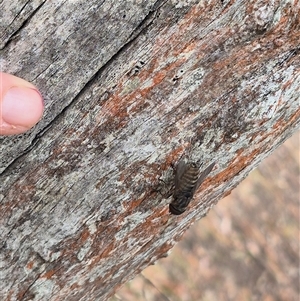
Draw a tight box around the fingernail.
[2,87,44,128]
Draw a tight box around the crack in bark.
[2,1,47,49]
[126,0,168,42]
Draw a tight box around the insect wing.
[174,160,189,188]
[193,162,215,193]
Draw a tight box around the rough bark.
[0,1,299,300]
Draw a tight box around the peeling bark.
[0,1,299,300]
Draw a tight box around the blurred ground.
[110,132,299,301]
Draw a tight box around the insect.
[169,161,215,215]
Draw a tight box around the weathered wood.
[1,1,299,300]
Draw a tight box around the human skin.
[0,72,44,136]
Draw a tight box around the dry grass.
[110,132,299,301]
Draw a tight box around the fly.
[169,161,215,215]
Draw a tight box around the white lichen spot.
[49,250,62,262]
[140,78,155,90]
[181,67,205,94]
[30,278,57,300]
[171,0,199,8]
[120,78,140,96]
[102,133,116,153]
[86,220,97,234]
[251,43,262,51]
[77,239,93,261]
[253,3,274,27]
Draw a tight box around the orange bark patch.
[153,71,166,85]
[42,269,56,279]
[122,197,145,211]
[26,261,34,269]
[80,227,90,242]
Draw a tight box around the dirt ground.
[110,132,299,301]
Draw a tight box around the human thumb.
[0,72,44,136]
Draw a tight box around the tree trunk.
[1,1,299,300]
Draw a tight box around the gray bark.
[0,0,299,300]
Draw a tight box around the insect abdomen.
[176,164,199,192]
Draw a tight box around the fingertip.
[0,73,44,136]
